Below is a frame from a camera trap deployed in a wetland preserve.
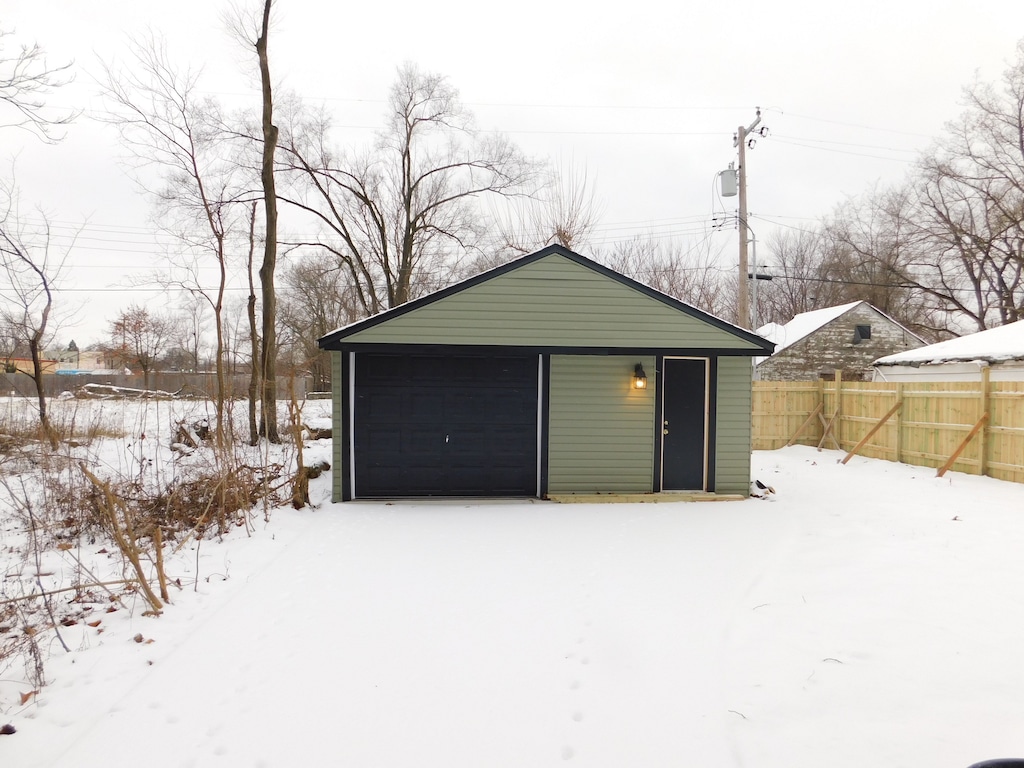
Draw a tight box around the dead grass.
[0,395,307,702]
[0,398,127,456]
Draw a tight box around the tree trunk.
[256,0,280,443]
[210,229,227,448]
[28,330,58,450]
[246,202,260,446]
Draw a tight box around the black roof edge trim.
[323,343,766,357]
[317,245,775,353]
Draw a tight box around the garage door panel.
[400,467,446,493]
[493,425,537,451]
[354,354,538,497]
[448,426,486,454]
[366,427,400,452]
[363,467,442,495]
[408,392,443,420]
[363,392,402,419]
[445,464,532,494]
[411,357,447,383]
[363,356,411,384]
[407,428,442,452]
[491,393,535,422]
[446,391,481,419]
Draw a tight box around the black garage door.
[353,354,539,497]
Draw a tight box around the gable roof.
[757,301,923,354]
[756,301,863,353]
[875,319,1024,366]
[318,245,774,352]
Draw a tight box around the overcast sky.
[5,0,1024,347]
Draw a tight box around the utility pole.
[734,108,763,329]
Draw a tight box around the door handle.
[663,428,669,435]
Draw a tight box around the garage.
[319,245,773,502]
[353,354,539,497]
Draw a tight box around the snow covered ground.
[2,404,1024,767]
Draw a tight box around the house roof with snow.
[755,301,926,382]
[875,320,1024,366]
[756,301,862,353]
[756,301,922,353]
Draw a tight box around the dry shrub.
[0,603,47,691]
[31,453,277,545]
[0,398,126,456]
[0,394,301,697]
[141,465,266,536]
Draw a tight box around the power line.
[773,134,919,154]
[771,137,917,163]
[749,214,823,237]
[765,272,920,290]
[779,111,934,139]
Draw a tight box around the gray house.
[317,245,773,501]
[756,300,925,381]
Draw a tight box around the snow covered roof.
[756,301,863,353]
[875,319,1024,366]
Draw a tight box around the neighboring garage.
[317,245,774,501]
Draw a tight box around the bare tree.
[0,315,18,370]
[756,192,944,338]
[278,63,540,317]
[824,192,911,313]
[166,294,210,372]
[108,304,172,389]
[278,250,361,391]
[0,29,78,447]
[243,201,261,445]
[900,40,1024,331]
[253,0,281,442]
[757,228,833,325]
[99,34,252,445]
[218,0,280,442]
[0,27,77,142]
[0,181,76,449]
[493,159,602,257]
[602,236,731,317]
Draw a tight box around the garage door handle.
[445,434,450,443]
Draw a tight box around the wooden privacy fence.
[752,372,1024,485]
[0,372,316,400]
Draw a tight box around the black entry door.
[662,357,708,490]
[354,354,538,497]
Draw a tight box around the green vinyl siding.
[331,351,344,503]
[714,356,752,494]
[342,255,762,350]
[547,355,656,493]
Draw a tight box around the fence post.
[835,370,843,450]
[819,378,828,445]
[895,382,903,464]
[980,365,991,477]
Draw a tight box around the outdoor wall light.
[633,363,648,390]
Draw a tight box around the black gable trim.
[325,342,765,357]
[317,244,775,353]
